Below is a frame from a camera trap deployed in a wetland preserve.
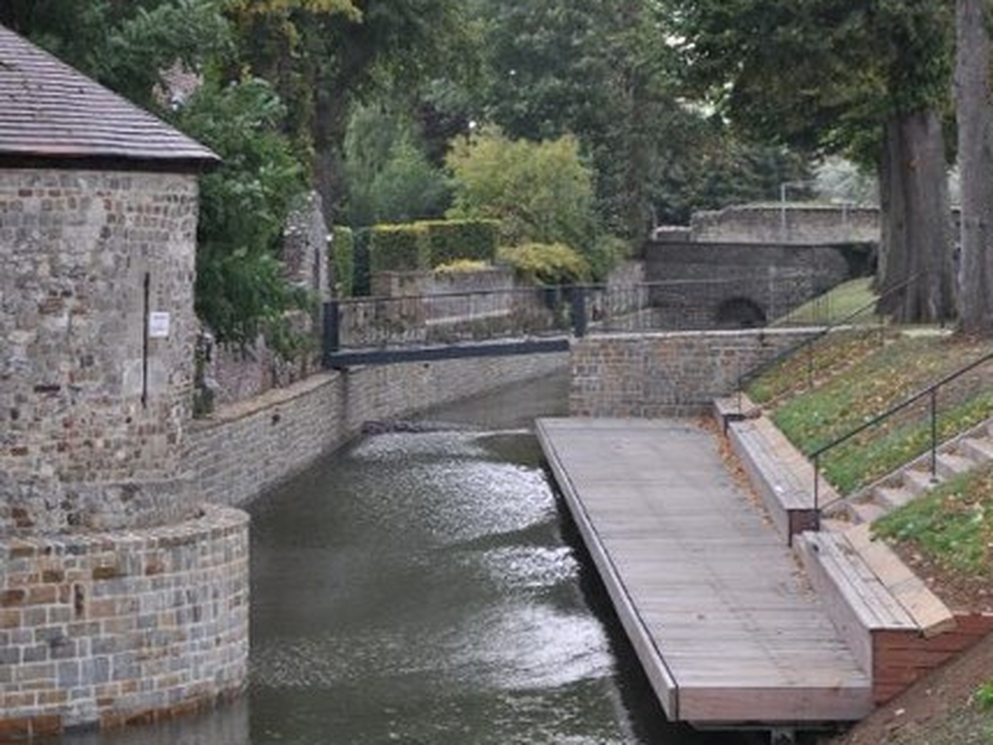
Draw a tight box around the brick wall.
[187,352,568,508]
[0,506,248,738]
[570,329,818,418]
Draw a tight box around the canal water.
[59,373,761,745]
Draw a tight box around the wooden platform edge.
[535,419,681,721]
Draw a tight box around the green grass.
[755,333,993,494]
[773,277,879,327]
[875,464,993,579]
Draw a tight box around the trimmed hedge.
[353,227,372,296]
[369,223,431,274]
[329,225,355,297]
[417,219,500,267]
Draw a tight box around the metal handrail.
[736,273,919,397]
[810,349,993,520]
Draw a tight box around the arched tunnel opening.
[715,297,767,328]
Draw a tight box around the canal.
[58,373,761,745]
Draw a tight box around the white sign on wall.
[149,312,171,339]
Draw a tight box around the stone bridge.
[646,203,878,327]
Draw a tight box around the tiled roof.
[0,24,218,171]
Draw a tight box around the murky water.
[59,373,760,745]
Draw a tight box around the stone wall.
[689,203,880,246]
[569,329,818,418]
[645,241,857,327]
[0,169,201,533]
[0,506,248,738]
[187,352,568,508]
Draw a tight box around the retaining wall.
[187,352,569,508]
[569,329,818,418]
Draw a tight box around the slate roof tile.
[0,23,218,170]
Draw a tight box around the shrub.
[588,234,631,282]
[417,219,500,267]
[353,227,372,296]
[446,128,596,256]
[369,223,431,274]
[329,226,354,297]
[497,243,591,286]
[434,259,492,274]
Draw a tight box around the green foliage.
[352,228,373,296]
[434,259,492,274]
[497,243,591,286]
[175,76,310,354]
[976,680,993,711]
[329,226,355,297]
[763,334,993,494]
[94,0,232,111]
[343,103,451,225]
[368,224,431,274]
[446,128,599,263]
[417,219,500,267]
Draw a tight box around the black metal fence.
[321,274,830,366]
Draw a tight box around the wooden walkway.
[536,418,872,726]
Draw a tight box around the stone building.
[0,25,249,738]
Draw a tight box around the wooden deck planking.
[537,417,873,725]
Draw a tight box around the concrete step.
[795,531,915,676]
[726,416,823,542]
[845,525,956,639]
[713,394,760,431]
[959,436,993,465]
[902,467,940,497]
[871,485,914,511]
[935,452,976,480]
[849,500,888,525]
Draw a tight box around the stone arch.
[715,297,767,328]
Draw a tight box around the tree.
[227,0,473,223]
[175,77,309,352]
[477,0,670,240]
[446,128,599,267]
[673,0,957,324]
[342,102,451,226]
[955,0,993,334]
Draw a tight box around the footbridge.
[321,273,845,368]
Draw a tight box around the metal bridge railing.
[323,274,826,359]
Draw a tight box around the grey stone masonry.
[570,329,819,418]
[0,169,201,533]
[0,505,249,738]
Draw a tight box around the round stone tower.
[0,24,249,737]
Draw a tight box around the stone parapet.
[0,505,249,738]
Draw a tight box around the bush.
[434,259,492,274]
[588,234,631,282]
[369,223,431,274]
[417,219,500,267]
[497,243,591,286]
[329,226,354,297]
[353,227,372,296]
[446,128,596,255]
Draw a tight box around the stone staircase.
[714,394,993,707]
[830,418,993,525]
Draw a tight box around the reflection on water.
[57,373,758,745]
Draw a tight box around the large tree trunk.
[956,0,993,335]
[876,109,955,323]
